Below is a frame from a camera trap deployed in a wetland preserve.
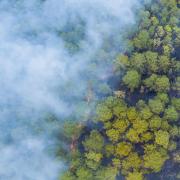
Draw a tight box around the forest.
[0,0,179,179]
[59,0,180,180]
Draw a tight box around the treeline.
[60,0,180,180]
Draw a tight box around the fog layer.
[0,0,139,179]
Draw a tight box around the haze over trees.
[60,0,180,179]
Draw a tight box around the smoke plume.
[0,0,139,179]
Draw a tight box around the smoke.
[0,0,139,179]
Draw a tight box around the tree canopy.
[60,0,180,179]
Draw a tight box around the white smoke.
[0,0,139,179]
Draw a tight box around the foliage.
[144,75,170,92]
[83,130,104,152]
[149,116,162,129]
[123,70,141,91]
[61,171,76,180]
[112,119,129,133]
[140,106,153,120]
[143,148,168,172]
[95,167,118,180]
[61,1,180,180]
[126,128,140,143]
[122,152,142,173]
[63,121,82,140]
[127,172,143,180]
[164,106,179,121]
[148,98,164,114]
[96,104,113,122]
[115,142,132,157]
[76,167,93,180]
[172,98,180,111]
[133,30,152,50]
[106,129,120,142]
[155,130,170,148]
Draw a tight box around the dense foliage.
[60,0,180,179]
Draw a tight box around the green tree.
[151,16,159,26]
[123,70,141,91]
[85,160,100,170]
[169,125,179,137]
[112,158,121,168]
[105,144,114,157]
[172,98,180,111]
[115,142,132,157]
[83,130,104,152]
[156,26,165,37]
[156,93,169,104]
[63,121,82,140]
[130,53,146,73]
[143,148,168,172]
[161,120,171,130]
[140,106,153,120]
[126,128,140,143]
[140,10,151,28]
[96,104,113,122]
[133,30,152,50]
[114,54,130,72]
[112,119,129,133]
[136,100,146,110]
[149,116,162,130]
[95,167,118,180]
[133,119,148,134]
[145,51,158,73]
[155,130,170,149]
[148,98,164,114]
[140,132,153,142]
[144,75,170,92]
[159,56,171,73]
[160,0,177,11]
[158,55,170,72]
[85,151,103,163]
[155,76,170,92]
[164,106,179,121]
[113,101,127,118]
[61,171,76,180]
[106,129,120,142]
[144,74,158,90]
[76,167,93,180]
[163,45,171,56]
[127,172,143,180]
[127,107,138,122]
[123,152,142,171]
